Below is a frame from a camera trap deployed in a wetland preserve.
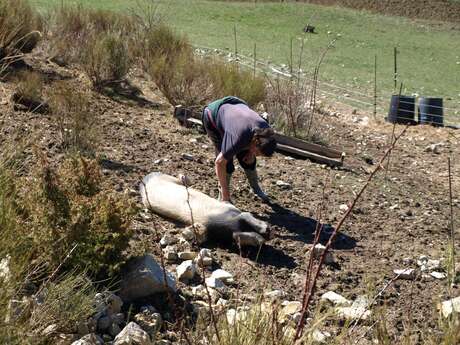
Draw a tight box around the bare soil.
[1,55,459,342]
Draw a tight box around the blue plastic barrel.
[387,95,416,124]
[418,97,443,126]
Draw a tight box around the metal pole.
[374,55,377,119]
[394,47,398,90]
[233,24,238,59]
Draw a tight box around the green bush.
[82,32,131,87]
[24,154,136,279]
[209,61,266,107]
[0,0,43,64]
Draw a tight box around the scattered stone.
[279,301,302,323]
[41,324,58,337]
[0,255,11,282]
[424,143,442,154]
[114,322,152,345]
[107,294,123,315]
[431,271,447,280]
[119,254,177,302]
[97,315,111,332]
[394,268,416,280]
[311,329,331,343]
[264,290,286,300]
[181,227,195,241]
[311,244,334,264]
[163,246,178,262]
[205,277,226,292]
[134,311,162,337]
[178,251,197,260]
[210,269,233,284]
[336,296,371,321]
[339,204,349,212]
[276,180,291,190]
[320,291,351,306]
[160,235,178,247]
[71,334,104,345]
[109,323,122,338]
[176,260,197,281]
[441,296,460,318]
[402,257,413,265]
[182,153,195,161]
[226,308,248,325]
[140,305,158,314]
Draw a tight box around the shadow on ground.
[265,201,357,250]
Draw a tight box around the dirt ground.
[1,56,459,343]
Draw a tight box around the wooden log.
[273,132,343,159]
[276,144,343,167]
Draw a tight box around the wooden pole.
[394,47,398,90]
[253,43,257,78]
[233,24,238,59]
[290,36,294,76]
[374,55,377,119]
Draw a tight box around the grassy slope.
[33,0,460,117]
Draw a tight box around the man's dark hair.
[258,136,277,157]
[254,128,277,157]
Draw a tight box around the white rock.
[339,204,349,212]
[426,259,441,271]
[181,227,195,241]
[199,248,212,258]
[264,290,286,300]
[394,268,416,280]
[134,312,162,337]
[163,246,178,262]
[205,277,226,292]
[336,296,371,321]
[71,334,104,345]
[441,296,460,318]
[431,271,447,280]
[320,291,351,306]
[178,251,197,260]
[311,329,331,343]
[276,180,291,190]
[0,255,11,281]
[226,308,248,325]
[424,143,442,154]
[311,244,334,264]
[176,260,196,281]
[114,322,152,345]
[160,235,178,247]
[119,254,177,302]
[210,269,233,284]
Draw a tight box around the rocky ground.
[1,54,459,344]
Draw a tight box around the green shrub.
[23,154,136,279]
[209,61,266,107]
[47,81,98,154]
[82,32,131,87]
[0,0,43,64]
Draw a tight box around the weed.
[47,81,98,154]
[82,32,131,88]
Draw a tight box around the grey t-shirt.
[217,103,269,160]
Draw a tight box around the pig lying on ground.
[139,172,269,247]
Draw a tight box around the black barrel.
[418,97,443,126]
[387,95,416,124]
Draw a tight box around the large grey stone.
[119,255,176,302]
[114,322,152,345]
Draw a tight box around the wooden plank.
[273,132,344,159]
[276,144,343,167]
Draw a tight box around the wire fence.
[194,45,460,128]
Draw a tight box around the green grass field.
[32,0,460,120]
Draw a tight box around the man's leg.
[236,150,269,202]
